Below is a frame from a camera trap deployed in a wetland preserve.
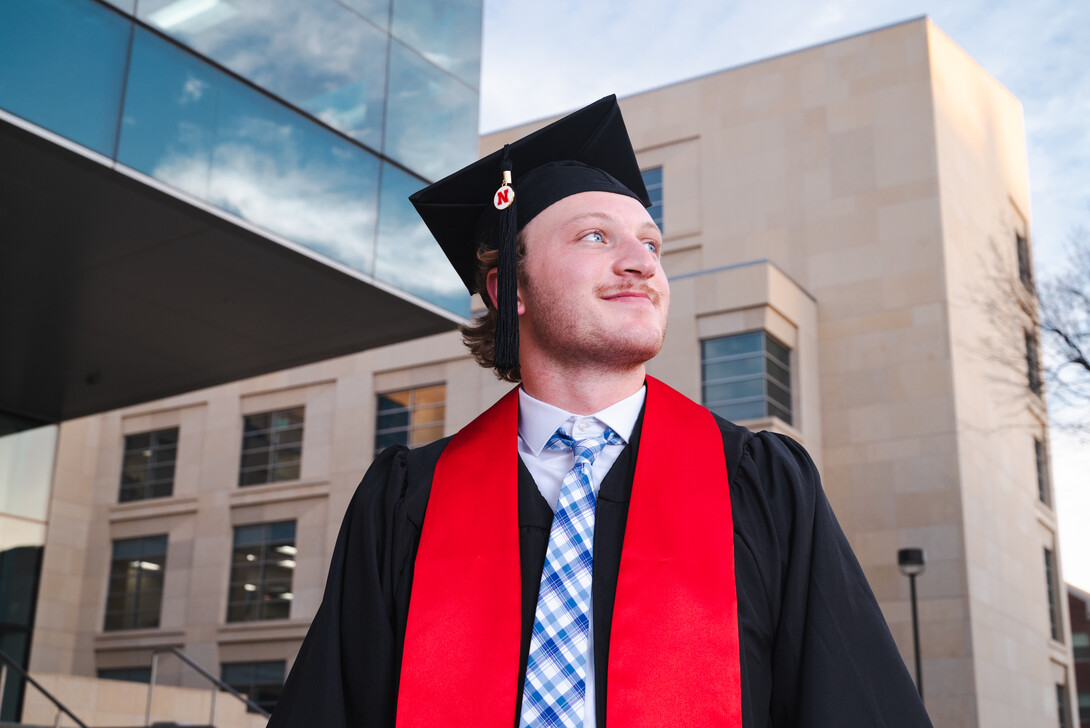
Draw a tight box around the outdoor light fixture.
[898,547,926,701]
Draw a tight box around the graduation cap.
[409,95,649,372]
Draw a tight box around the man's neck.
[520,365,646,415]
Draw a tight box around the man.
[268,96,931,727]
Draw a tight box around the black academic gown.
[268,410,932,727]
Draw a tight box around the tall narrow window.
[1026,331,1043,396]
[119,428,178,502]
[222,661,285,714]
[1057,683,1069,728]
[1045,548,1061,642]
[104,535,167,631]
[1016,232,1033,290]
[227,521,296,622]
[1036,438,1052,506]
[239,408,304,486]
[701,332,792,424]
[641,167,663,231]
[375,384,445,455]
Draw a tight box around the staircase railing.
[145,647,271,727]
[0,646,89,728]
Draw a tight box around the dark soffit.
[0,118,461,424]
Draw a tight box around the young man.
[268,96,931,727]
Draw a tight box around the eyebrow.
[563,211,661,236]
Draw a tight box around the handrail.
[0,646,89,728]
[145,647,270,726]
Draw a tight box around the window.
[642,167,663,231]
[119,428,178,502]
[239,408,304,486]
[375,384,445,455]
[1045,548,1061,642]
[1073,631,1089,662]
[1016,232,1033,290]
[222,661,286,714]
[1036,438,1052,506]
[97,667,151,684]
[1079,691,1090,724]
[104,535,167,631]
[702,332,792,424]
[1026,331,1043,396]
[227,521,296,622]
[1057,683,1069,728]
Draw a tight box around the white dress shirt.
[517,385,646,728]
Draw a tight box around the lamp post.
[897,547,926,701]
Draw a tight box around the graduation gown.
[268,408,932,727]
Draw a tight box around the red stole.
[397,377,741,726]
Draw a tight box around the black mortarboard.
[409,95,649,371]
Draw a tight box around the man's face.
[515,190,670,373]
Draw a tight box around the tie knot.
[546,426,622,467]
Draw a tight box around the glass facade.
[0,0,478,317]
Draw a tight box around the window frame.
[103,535,168,631]
[226,521,297,623]
[374,383,446,456]
[119,427,178,502]
[221,660,286,714]
[1045,547,1062,642]
[1035,437,1052,506]
[1026,330,1043,397]
[701,331,793,425]
[641,166,663,231]
[238,407,305,487]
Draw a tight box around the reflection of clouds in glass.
[148,0,239,34]
[180,74,208,104]
[384,41,477,181]
[308,81,369,135]
[141,0,387,144]
[152,120,376,273]
[390,0,482,87]
[376,215,468,315]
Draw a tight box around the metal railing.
[145,647,271,727]
[0,646,89,728]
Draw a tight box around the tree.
[1037,231,1090,434]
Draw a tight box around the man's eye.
[580,231,604,243]
[644,241,661,255]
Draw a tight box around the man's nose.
[616,236,658,277]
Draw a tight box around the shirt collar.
[518,384,646,456]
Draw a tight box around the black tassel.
[494,146,519,371]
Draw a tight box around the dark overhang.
[0,117,462,425]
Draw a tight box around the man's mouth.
[600,287,658,304]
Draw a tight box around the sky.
[477,0,1090,590]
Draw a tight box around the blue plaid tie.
[520,425,622,728]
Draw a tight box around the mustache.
[595,284,664,304]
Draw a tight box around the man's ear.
[485,268,526,315]
[485,267,500,309]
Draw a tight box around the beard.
[519,277,669,374]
